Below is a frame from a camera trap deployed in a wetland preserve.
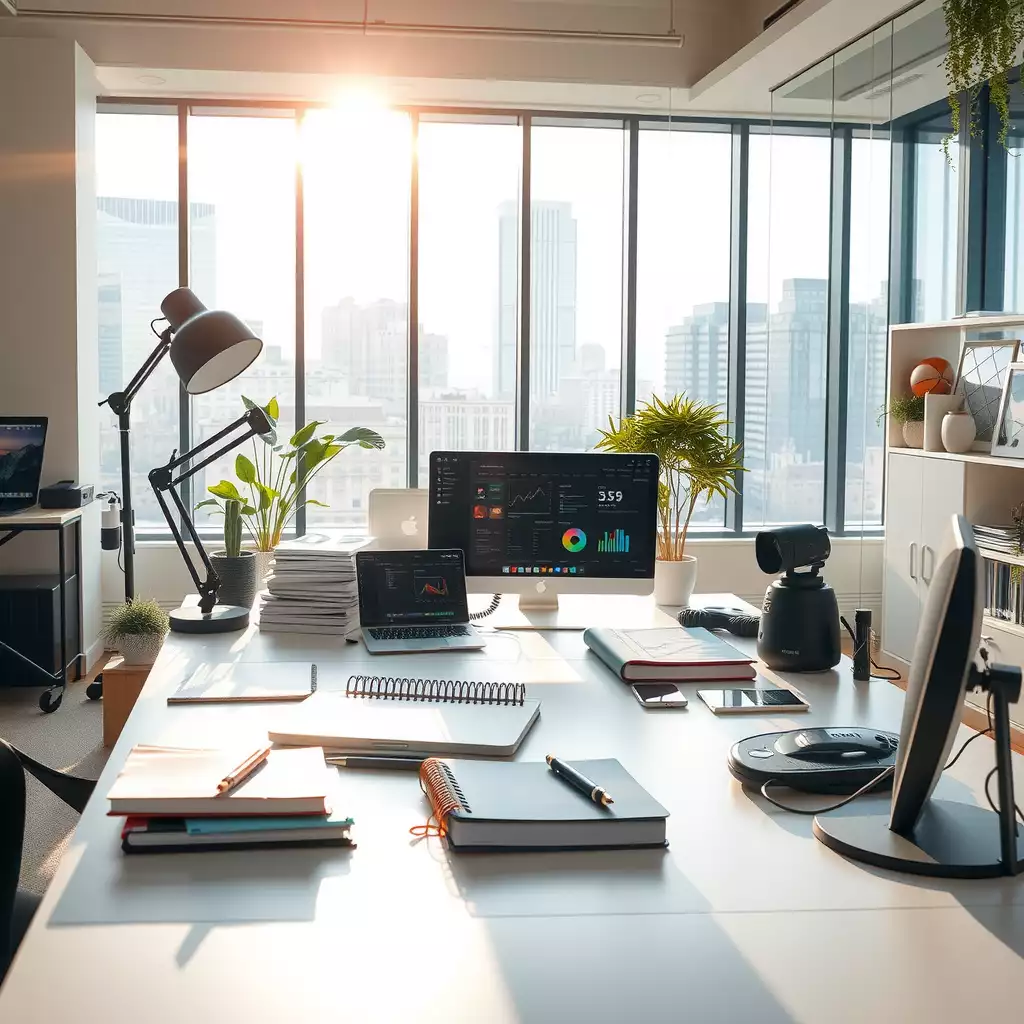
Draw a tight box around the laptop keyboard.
[367,625,474,640]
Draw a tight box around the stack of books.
[258,533,363,636]
[582,625,756,682]
[973,523,1020,556]
[107,744,352,854]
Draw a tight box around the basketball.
[910,357,954,396]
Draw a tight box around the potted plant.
[105,599,169,667]
[883,393,926,448]
[595,395,744,607]
[198,396,385,579]
[208,497,260,611]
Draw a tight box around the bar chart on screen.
[597,529,631,553]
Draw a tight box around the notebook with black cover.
[419,757,669,851]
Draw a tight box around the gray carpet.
[0,678,109,895]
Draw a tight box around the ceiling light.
[137,74,167,86]
[636,93,663,104]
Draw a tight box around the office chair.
[0,738,95,982]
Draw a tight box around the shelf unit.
[884,314,1024,729]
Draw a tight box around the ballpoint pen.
[216,744,273,794]
[327,755,425,770]
[545,754,614,806]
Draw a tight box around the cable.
[759,765,895,816]
[149,316,168,338]
[840,615,900,681]
[470,594,502,621]
[944,692,992,770]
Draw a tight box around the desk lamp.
[100,287,263,608]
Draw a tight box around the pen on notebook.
[327,755,424,770]
[546,754,614,806]
[217,744,273,794]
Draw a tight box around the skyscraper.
[664,302,730,410]
[496,200,577,400]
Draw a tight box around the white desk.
[2,594,1024,1022]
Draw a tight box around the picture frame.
[954,339,1020,446]
[992,361,1024,459]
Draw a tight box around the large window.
[96,102,890,537]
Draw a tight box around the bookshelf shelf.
[891,447,1024,469]
[983,616,1024,640]
[978,546,1024,567]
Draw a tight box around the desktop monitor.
[0,418,47,514]
[428,451,659,613]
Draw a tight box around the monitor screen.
[428,451,659,580]
[356,548,469,627]
[0,418,47,513]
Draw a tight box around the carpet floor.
[0,675,110,895]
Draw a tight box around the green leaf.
[235,453,256,484]
[264,396,280,421]
[302,439,327,469]
[208,480,242,501]
[304,498,330,508]
[256,483,276,512]
[277,450,297,460]
[241,504,257,516]
[195,498,221,510]
[289,421,324,447]
[337,426,385,449]
[241,395,258,413]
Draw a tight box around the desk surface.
[2,594,1024,1023]
[0,505,83,527]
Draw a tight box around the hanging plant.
[942,0,1024,158]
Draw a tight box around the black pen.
[545,754,614,806]
[327,755,424,770]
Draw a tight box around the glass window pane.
[528,124,623,451]
[846,135,890,529]
[636,126,732,528]
[911,117,958,321]
[187,113,297,537]
[301,108,411,528]
[1005,124,1024,309]
[745,132,831,527]
[96,112,180,532]
[417,120,518,484]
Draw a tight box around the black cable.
[759,765,895,816]
[840,615,900,681]
[470,594,502,621]
[149,316,168,338]
[944,692,993,770]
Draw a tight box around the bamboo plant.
[594,395,745,561]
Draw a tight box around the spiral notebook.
[267,675,541,757]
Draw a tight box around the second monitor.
[428,451,659,622]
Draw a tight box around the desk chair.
[0,739,95,982]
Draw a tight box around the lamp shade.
[160,287,263,395]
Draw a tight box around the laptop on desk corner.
[355,548,485,653]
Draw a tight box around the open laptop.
[367,488,428,549]
[355,548,485,653]
[0,417,47,515]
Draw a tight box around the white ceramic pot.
[924,393,961,451]
[115,633,165,667]
[902,420,925,448]
[941,410,977,453]
[253,549,275,584]
[654,556,698,607]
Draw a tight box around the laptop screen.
[0,418,47,514]
[356,548,470,628]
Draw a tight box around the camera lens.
[755,525,830,574]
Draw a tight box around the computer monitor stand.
[813,662,1024,878]
[480,590,678,631]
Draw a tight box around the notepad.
[106,745,332,817]
[420,758,669,850]
[268,676,540,757]
[167,662,317,704]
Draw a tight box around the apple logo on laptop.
[401,515,420,537]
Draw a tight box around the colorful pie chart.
[562,528,587,553]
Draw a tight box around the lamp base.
[170,603,250,634]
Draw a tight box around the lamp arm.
[151,477,213,609]
[101,327,173,414]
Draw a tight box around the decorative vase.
[902,420,925,448]
[212,551,259,610]
[115,633,165,667]
[941,410,977,454]
[253,549,275,585]
[924,393,961,451]
[654,555,698,607]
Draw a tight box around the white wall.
[0,36,103,671]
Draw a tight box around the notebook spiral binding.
[346,674,526,706]
[420,758,471,832]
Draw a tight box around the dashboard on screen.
[428,451,659,580]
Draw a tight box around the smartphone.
[631,683,688,708]
[697,688,810,714]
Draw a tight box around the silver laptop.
[367,488,428,549]
[355,548,485,653]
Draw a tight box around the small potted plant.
[882,393,926,448]
[210,497,260,611]
[596,395,744,607]
[105,599,169,666]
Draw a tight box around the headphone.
[677,606,760,638]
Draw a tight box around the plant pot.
[253,549,275,585]
[212,551,259,610]
[924,393,961,451]
[902,420,925,448]
[654,556,698,607]
[114,632,165,667]
[941,410,977,453]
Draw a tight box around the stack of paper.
[974,523,1019,555]
[258,533,364,636]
